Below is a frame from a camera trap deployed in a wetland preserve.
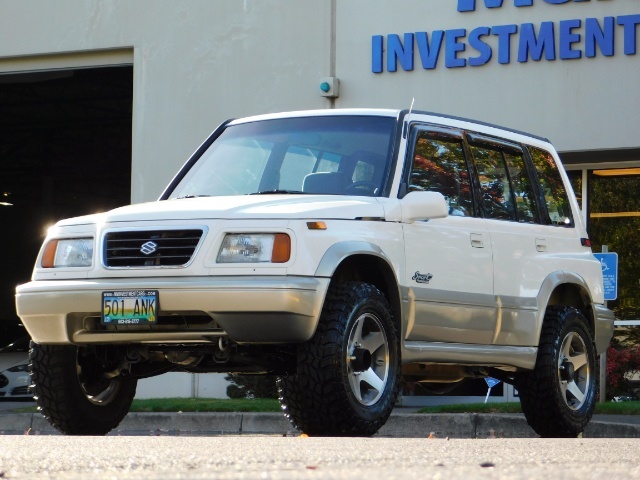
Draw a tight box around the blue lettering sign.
[446,29,468,68]
[416,31,445,69]
[458,0,533,13]
[617,15,640,55]
[492,24,518,63]
[469,27,493,66]
[459,0,593,12]
[518,22,556,62]
[371,1,638,72]
[559,19,582,59]
[372,35,384,73]
[585,17,614,57]
[388,33,414,72]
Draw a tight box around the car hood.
[56,195,388,225]
[0,352,28,372]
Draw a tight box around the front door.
[402,124,496,345]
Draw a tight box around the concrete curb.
[1,412,639,438]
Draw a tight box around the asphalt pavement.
[2,436,640,479]
[0,400,639,438]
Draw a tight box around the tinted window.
[529,147,574,226]
[470,144,516,221]
[504,151,538,223]
[408,131,473,217]
[469,142,539,223]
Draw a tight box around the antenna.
[403,97,415,139]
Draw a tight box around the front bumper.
[15,276,329,345]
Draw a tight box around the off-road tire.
[518,306,597,438]
[29,342,137,435]
[278,281,400,436]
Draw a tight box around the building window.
[589,169,640,322]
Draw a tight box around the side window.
[469,144,516,221]
[528,147,574,226]
[469,142,539,223]
[503,151,538,223]
[408,130,473,217]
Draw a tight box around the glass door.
[588,168,640,322]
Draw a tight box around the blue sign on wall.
[372,0,640,73]
[593,252,618,301]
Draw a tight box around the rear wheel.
[518,306,597,437]
[29,342,137,435]
[278,281,400,436]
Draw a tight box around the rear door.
[466,134,548,346]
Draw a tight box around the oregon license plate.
[102,290,158,325]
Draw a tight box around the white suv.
[16,109,614,437]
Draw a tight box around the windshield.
[168,115,397,198]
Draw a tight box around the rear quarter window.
[528,146,574,226]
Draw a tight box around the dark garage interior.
[0,66,133,345]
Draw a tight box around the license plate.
[102,290,158,325]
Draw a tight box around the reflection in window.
[588,171,640,321]
[470,145,516,221]
[504,151,538,223]
[280,147,318,191]
[529,147,573,226]
[168,115,395,198]
[408,133,473,217]
[566,170,583,211]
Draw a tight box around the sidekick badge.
[412,272,433,284]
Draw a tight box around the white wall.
[0,0,333,202]
[135,372,230,399]
[336,0,640,154]
[1,1,638,203]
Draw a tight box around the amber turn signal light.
[41,240,59,268]
[271,233,291,263]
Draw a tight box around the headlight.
[41,238,94,268]
[217,233,290,263]
[8,364,29,373]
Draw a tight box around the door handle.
[536,238,547,252]
[470,233,484,248]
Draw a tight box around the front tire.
[518,306,597,437]
[29,342,137,435]
[278,281,400,436]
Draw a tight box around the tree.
[606,344,640,399]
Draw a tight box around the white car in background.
[0,336,31,399]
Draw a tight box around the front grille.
[11,386,32,396]
[104,229,203,267]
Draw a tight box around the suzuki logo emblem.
[140,241,158,255]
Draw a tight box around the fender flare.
[534,270,595,344]
[314,241,394,278]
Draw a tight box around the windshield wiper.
[251,190,306,195]
[174,195,212,199]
